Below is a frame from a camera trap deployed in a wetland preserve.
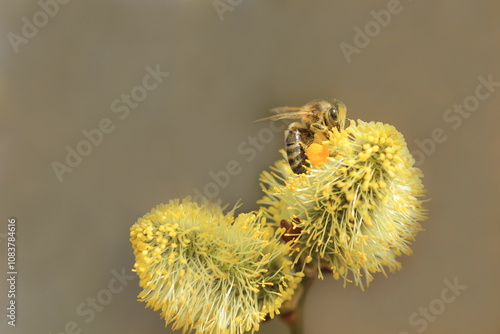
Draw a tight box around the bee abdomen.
[286,145,308,174]
[286,125,312,174]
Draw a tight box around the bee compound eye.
[329,107,338,121]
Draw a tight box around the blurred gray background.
[1,1,499,334]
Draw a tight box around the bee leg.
[286,122,313,174]
[311,123,326,131]
[310,123,330,142]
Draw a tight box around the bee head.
[325,100,347,130]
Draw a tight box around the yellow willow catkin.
[259,120,427,289]
[130,197,303,334]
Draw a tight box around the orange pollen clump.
[306,143,329,166]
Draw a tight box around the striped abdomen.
[285,123,313,174]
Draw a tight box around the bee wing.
[270,106,303,114]
[254,107,313,123]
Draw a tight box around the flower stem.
[279,273,315,334]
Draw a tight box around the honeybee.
[262,100,347,174]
